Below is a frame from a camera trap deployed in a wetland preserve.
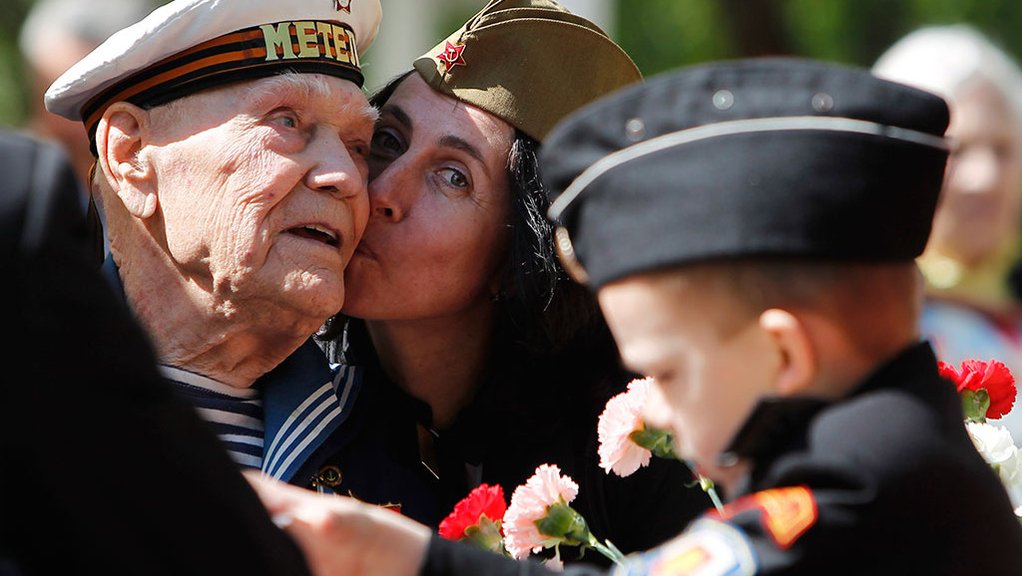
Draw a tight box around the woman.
[873,25,1022,443]
[312,0,713,563]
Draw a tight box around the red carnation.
[438,484,508,542]
[938,359,1017,420]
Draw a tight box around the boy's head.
[540,58,951,485]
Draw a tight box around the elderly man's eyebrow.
[345,99,380,127]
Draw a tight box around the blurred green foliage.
[3,0,1022,127]
[0,0,32,127]
[615,0,1022,78]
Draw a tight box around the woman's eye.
[438,167,469,189]
[370,129,404,158]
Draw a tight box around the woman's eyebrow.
[438,134,485,165]
[383,103,413,131]
[384,101,486,165]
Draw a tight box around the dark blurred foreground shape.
[0,129,311,576]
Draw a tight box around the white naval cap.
[44,0,382,151]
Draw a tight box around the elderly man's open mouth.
[287,224,340,248]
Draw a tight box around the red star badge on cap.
[334,0,352,13]
[436,41,467,71]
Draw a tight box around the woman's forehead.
[386,74,514,157]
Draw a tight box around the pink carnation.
[598,378,655,476]
[502,464,579,559]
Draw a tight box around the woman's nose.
[367,163,405,222]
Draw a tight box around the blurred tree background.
[616,0,1022,78]
[0,0,34,126]
[2,0,1021,128]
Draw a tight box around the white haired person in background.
[19,0,163,195]
[874,25,1022,443]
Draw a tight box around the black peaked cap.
[541,57,951,289]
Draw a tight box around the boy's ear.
[759,308,816,396]
[95,102,158,219]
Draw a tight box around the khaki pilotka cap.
[412,0,642,142]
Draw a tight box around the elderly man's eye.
[351,143,370,158]
[370,128,404,158]
[269,110,299,129]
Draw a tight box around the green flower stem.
[699,476,726,515]
[961,389,990,423]
[682,461,725,515]
[589,537,625,565]
[535,503,625,566]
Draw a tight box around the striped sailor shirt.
[160,365,264,470]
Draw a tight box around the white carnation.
[966,421,1022,494]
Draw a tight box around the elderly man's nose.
[306,134,365,199]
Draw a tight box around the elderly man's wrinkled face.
[146,74,374,321]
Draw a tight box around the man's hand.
[245,471,431,576]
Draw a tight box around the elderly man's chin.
[274,268,345,318]
[252,251,347,321]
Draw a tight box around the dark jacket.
[421,342,1022,575]
[308,318,715,566]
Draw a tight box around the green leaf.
[629,427,679,460]
[463,515,507,554]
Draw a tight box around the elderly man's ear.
[96,102,158,219]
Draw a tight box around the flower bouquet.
[939,359,1022,519]
[437,465,625,569]
[438,376,735,568]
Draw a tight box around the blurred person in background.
[19,0,164,198]
[873,24,1022,441]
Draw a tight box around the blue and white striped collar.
[260,339,362,482]
[104,255,360,481]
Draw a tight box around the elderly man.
[44,0,382,477]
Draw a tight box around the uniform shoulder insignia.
[708,485,818,549]
[612,518,757,576]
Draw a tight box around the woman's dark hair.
[322,71,608,356]
[502,128,605,354]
